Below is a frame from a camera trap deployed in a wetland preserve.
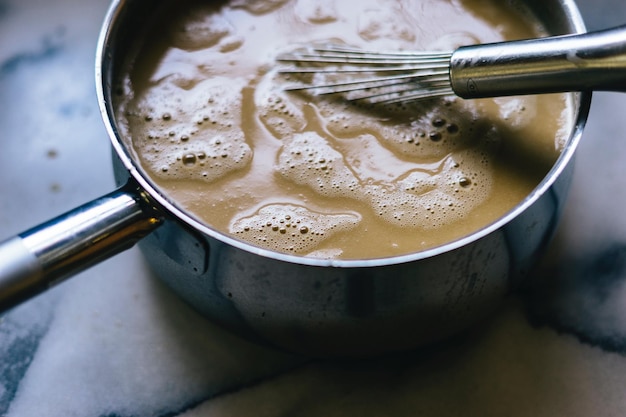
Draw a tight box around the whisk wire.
[277,45,454,104]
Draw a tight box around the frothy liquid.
[115,0,573,259]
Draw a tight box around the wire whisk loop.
[277,45,454,105]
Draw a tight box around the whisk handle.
[450,25,626,98]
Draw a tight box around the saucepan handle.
[0,181,162,312]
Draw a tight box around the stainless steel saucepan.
[0,0,591,356]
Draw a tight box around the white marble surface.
[2,0,626,416]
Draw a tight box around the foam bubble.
[230,204,361,254]
[493,96,538,128]
[294,0,338,23]
[383,149,495,228]
[357,6,416,45]
[168,10,236,52]
[320,98,483,160]
[255,71,307,139]
[276,132,362,198]
[123,76,252,182]
[305,247,344,259]
[274,124,498,230]
[555,97,574,150]
[230,0,291,15]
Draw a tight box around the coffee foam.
[320,97,484,160]
[255,72,307,139]
[123,76,252,182]
[276,132,362,199]
[294,0,338,23]
[168,8,239,52]
[493,96,538,128]
[230,203,361,254]
[275,124,496,229]
[387,148,495,228]
[230,0,291,15]
[357,5,416,47]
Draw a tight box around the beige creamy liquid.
[115,0,573,259]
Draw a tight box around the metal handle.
[450,25,626,98]
[0,181,162,312]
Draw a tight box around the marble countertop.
[2,0,626,415]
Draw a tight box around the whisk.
[276,25,626,104]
